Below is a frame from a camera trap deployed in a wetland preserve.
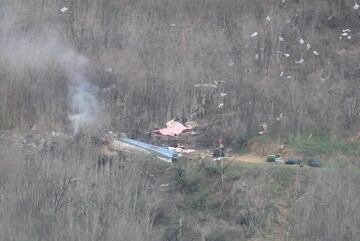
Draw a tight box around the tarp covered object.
[156,120,190,136]
[119,137,179,161]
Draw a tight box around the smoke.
[58,47,100,133]
[0,31,100,133]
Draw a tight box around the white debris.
[284,53,290,57]
[194,84,217,88]
[328,16,334,20]
[296,58,304,64]
[306,43,311,50]
[299,38,305,45]
[348,35,352,39]
[275,159,285,164]
[60,7,68,13]
[171,23,176,27]
[255,54,259,60]
[265,16,271,22]
[313,51,319,56]
[279,36,285,42]
[218,103,224,109]
[251,32,258,38]
[339,36,343,39]
[280,71,284,77]
[341,32,349,36]
[281,0,286,3]
[354,3,360,10]
[228,61,234,67]
[220,93,228,97]
[276,113,283,121]
[286,75,293,79]
[342,29,351,32]
[160,183,170,188]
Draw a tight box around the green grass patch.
[288,133,356,155]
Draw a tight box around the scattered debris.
[171,23,176,27]
[169,147,195,154]
[255,54,259,60]
[220,92,228,97]
[218,103,224,109]
[259,123,268,135]
[278,51,290,57]
[313,51,319,56]
[341,32,349,37]
[251,32,258,38]
[155,120,191,136]
[279,36,285,42]
[194,83,217,88]
[276,113,283,121]
[306,43,311,50]
[299,38,305,45]
[275,158,285,164]
[280,71,284,77]
[354,3,360,10]
[296,58,304,64]
[60,7,68,13]
[265,16,271,22]
[286,75,293,79]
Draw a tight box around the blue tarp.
[119,137,179,160]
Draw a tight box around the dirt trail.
[227,153,265,164]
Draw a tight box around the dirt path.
[227,153,265,164]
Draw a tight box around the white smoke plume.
[58,47,99,133]
[0,33,100,133]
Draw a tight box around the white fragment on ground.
[60,7,68,12]
[251,32,258,38]
[279,36,284,42]
[299,38,305,45]
[266,16,271,22]
[255,54,259,60]
[286,75,293,79]
[306,43,311,50]
[281,0,286,3]
[228,61,234,67]
[339,36,343,39]
[296,58,304,64]
[220,93,228,97]
[284,53,290,57]
[342,29,351,32]
[342,32,349,36]
[348,35,352,39]
[313,51,319,56]
[171,23,176,27]
[280,71,284,77]
[328,16,334,20]
[218,103,224,109]
[354,3,360,10]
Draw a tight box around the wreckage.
[99,134,179,163]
